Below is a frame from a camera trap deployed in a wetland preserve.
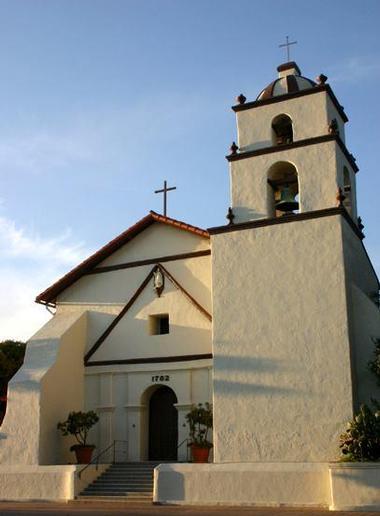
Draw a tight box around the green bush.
[339,400,380,461]
[57,411,99,449]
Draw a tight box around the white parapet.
[154,462,331,507]
[329,462,380,511]
[0,464,108,502]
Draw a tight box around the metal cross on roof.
[279,36,297,62]
[154,180,177,216]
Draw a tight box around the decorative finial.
[357,217,364,232]
[336,187,346,206]
[236,94,246,105]
[328,119,339,135]
[316,74,328,85]
[226,207,235,225]
[230,142,239,155]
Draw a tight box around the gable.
[36,211,209,306]
[97,222,209,268]
[85,265,212,364]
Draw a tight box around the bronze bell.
[275,184,299,213]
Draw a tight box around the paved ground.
[0,503,379,516]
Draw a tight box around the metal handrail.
[77,439,128,479]
[177,437,190,462]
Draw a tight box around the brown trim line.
[208,206,364,241]
[87,249,211,275]
[84,267,156,363]
[86,353,213,367]
[226,134,359,173]
[158,263,212,322]
[232,84,348,123]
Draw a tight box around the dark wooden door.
[149,386,178,460]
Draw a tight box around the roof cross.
[154,180,177,217]
[279,36,297,62]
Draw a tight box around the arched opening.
[343,166,352,214]
[267,161,299,218]
[147,385,178,461]
[272,114,293,146]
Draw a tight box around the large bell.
[275,184,299,214]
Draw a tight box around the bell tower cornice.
[232,83,348,123]
[226,132,359,173]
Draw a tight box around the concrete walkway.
[0,503,378,516]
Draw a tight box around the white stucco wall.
[341,221,380,408]
[154,462,331,507]
[211,214,354,462]
[230,140,354,223]
[0,312,87,465]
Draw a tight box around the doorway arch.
[148,386,178,461]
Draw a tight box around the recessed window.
[149,314,169,335]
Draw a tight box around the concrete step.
[75,495,152,503]
[84,488,152,493]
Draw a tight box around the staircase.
[77,462,160,503]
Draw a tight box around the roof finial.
[279,36,297,62]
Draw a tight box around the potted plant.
[186,402,213,463]
[57,410,99,464]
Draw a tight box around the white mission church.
[0,60,380,510]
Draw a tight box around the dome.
[257,62,316,101]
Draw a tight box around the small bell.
[275,185,299,214]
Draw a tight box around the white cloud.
[0,214,90,342]
[327,56,380,84]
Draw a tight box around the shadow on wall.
[232,206,266,222]
[214,353,302,398]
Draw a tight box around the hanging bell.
[275,184,299,214]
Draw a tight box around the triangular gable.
[36,211,209,306]
[84,263,212,365]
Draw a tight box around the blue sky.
[0,0,379,340]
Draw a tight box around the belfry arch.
[267,161,299,217]
[271,114,293,146]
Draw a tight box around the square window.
[149,314,169,335]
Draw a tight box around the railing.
[177,437,190,462]
[77,439,128,479]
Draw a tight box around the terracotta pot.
[191,444,210,463]
[72,445,95,464]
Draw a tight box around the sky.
[0,0,379,341]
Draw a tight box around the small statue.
[153,269,164,297]
[316,74,328,85]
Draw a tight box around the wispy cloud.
[327,56,380,84]
[0,211,90,341]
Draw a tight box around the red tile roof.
[36,211,209,306]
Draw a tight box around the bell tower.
[227,61,357,223]
[209,62,380,464]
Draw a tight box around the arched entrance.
[148,386,178,461]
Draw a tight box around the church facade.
[0,61,380,510]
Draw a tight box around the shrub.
[339,400,380,461]
[185,402,213,448]
[57,411,99,449]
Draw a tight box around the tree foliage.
[0,340,26,393]
[368,338,380,386]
